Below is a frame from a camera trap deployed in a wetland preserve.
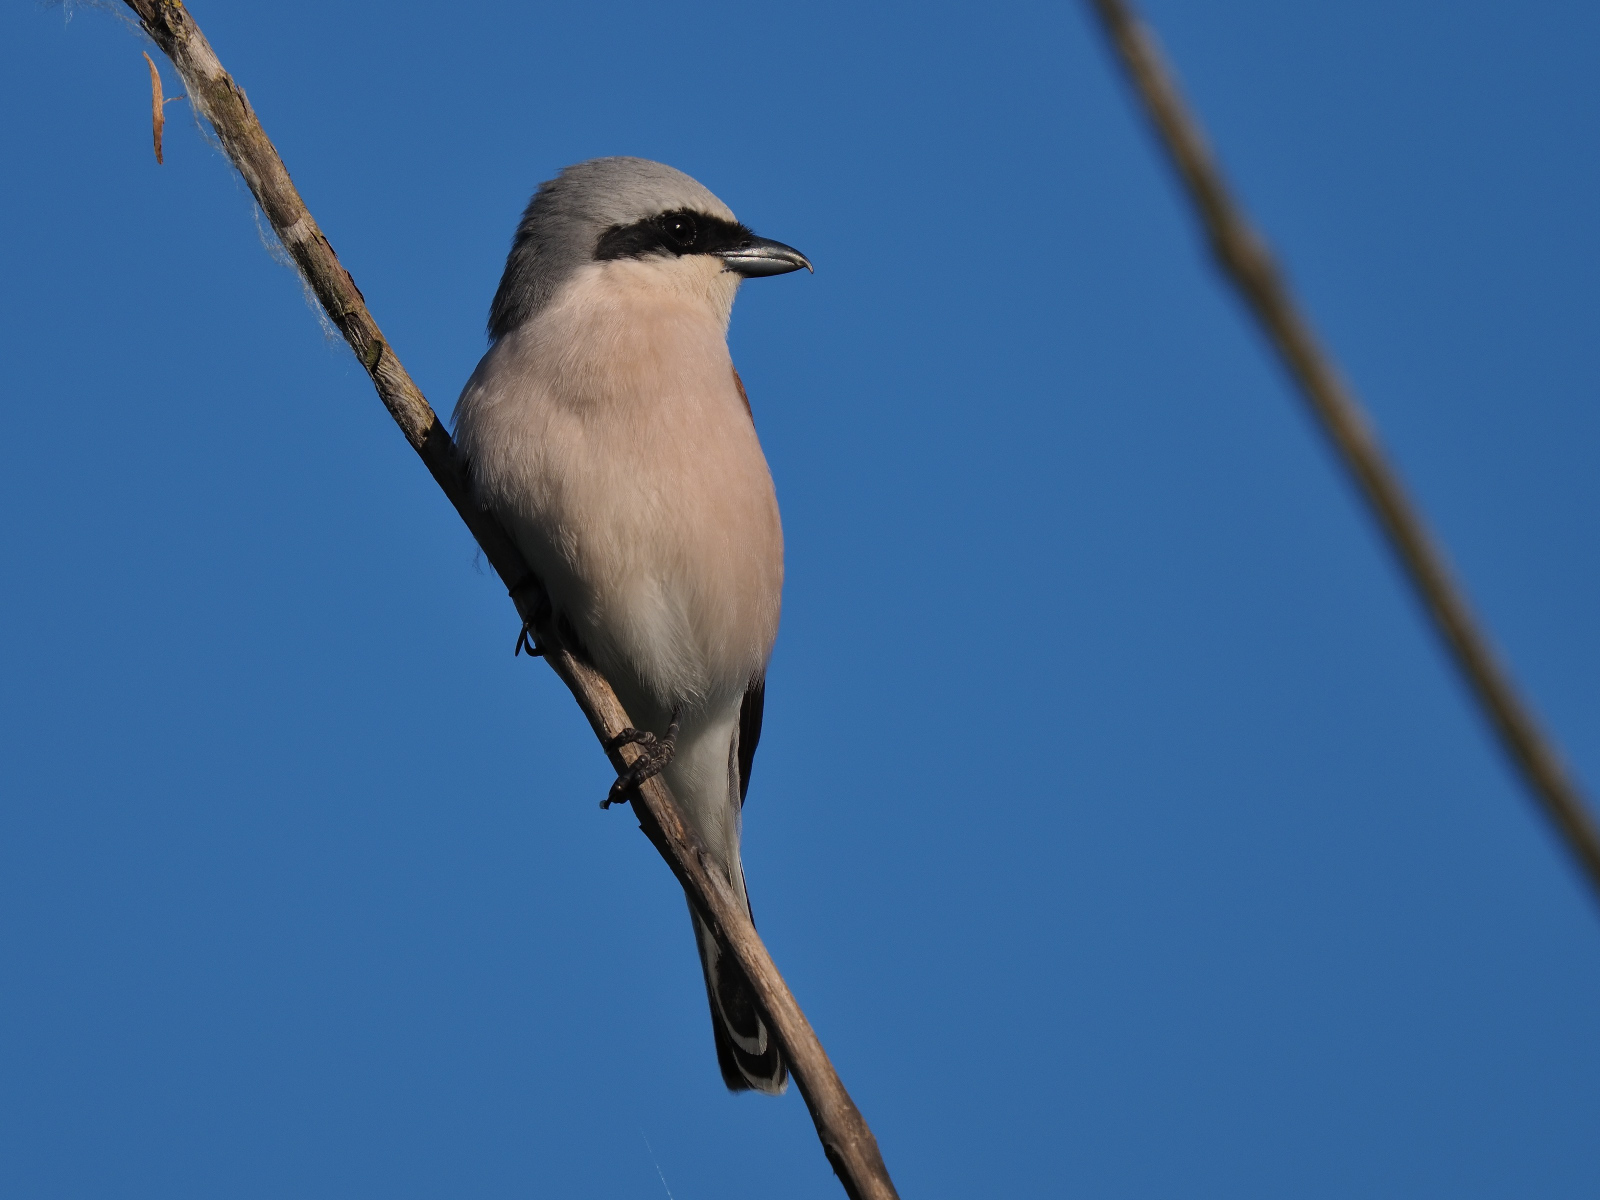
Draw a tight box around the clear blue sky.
[4,1,1598,1196]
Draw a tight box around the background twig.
[1084,0,1600,901]
[118,3,900,1197]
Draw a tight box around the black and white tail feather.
[693,678,785,1094]
[691,907,787,1094]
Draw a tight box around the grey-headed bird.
[454,158,810,1094]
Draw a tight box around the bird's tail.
[689,904,787,1094]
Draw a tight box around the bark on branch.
[1084,0,1600,902]
[118,3,900,1196]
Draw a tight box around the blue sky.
[3,1,1598,1196]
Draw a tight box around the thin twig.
[116,3,900,1196]
[1084,0,1600,899]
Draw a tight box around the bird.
[453,157,810,1094]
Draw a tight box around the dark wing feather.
[731,364,765,807]
[736,678,765,806]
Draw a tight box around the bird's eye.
[663,213,700,249]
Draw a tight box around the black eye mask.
[594,209,755,262]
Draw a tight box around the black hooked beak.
[715,235,813,278]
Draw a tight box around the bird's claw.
[601,708,681,809]
[514,622,544,658]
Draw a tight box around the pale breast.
[454,259,783,714]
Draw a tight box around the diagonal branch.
[117,3,900,1196]
[1083,0,1600,903]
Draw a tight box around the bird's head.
[488,157,810,341]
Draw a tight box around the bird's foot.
[601,706,682,809]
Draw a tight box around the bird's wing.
[737,678,765,806]
[729,363,767,807]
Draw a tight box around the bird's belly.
[455,270,783,719]
[507,389,782,716]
